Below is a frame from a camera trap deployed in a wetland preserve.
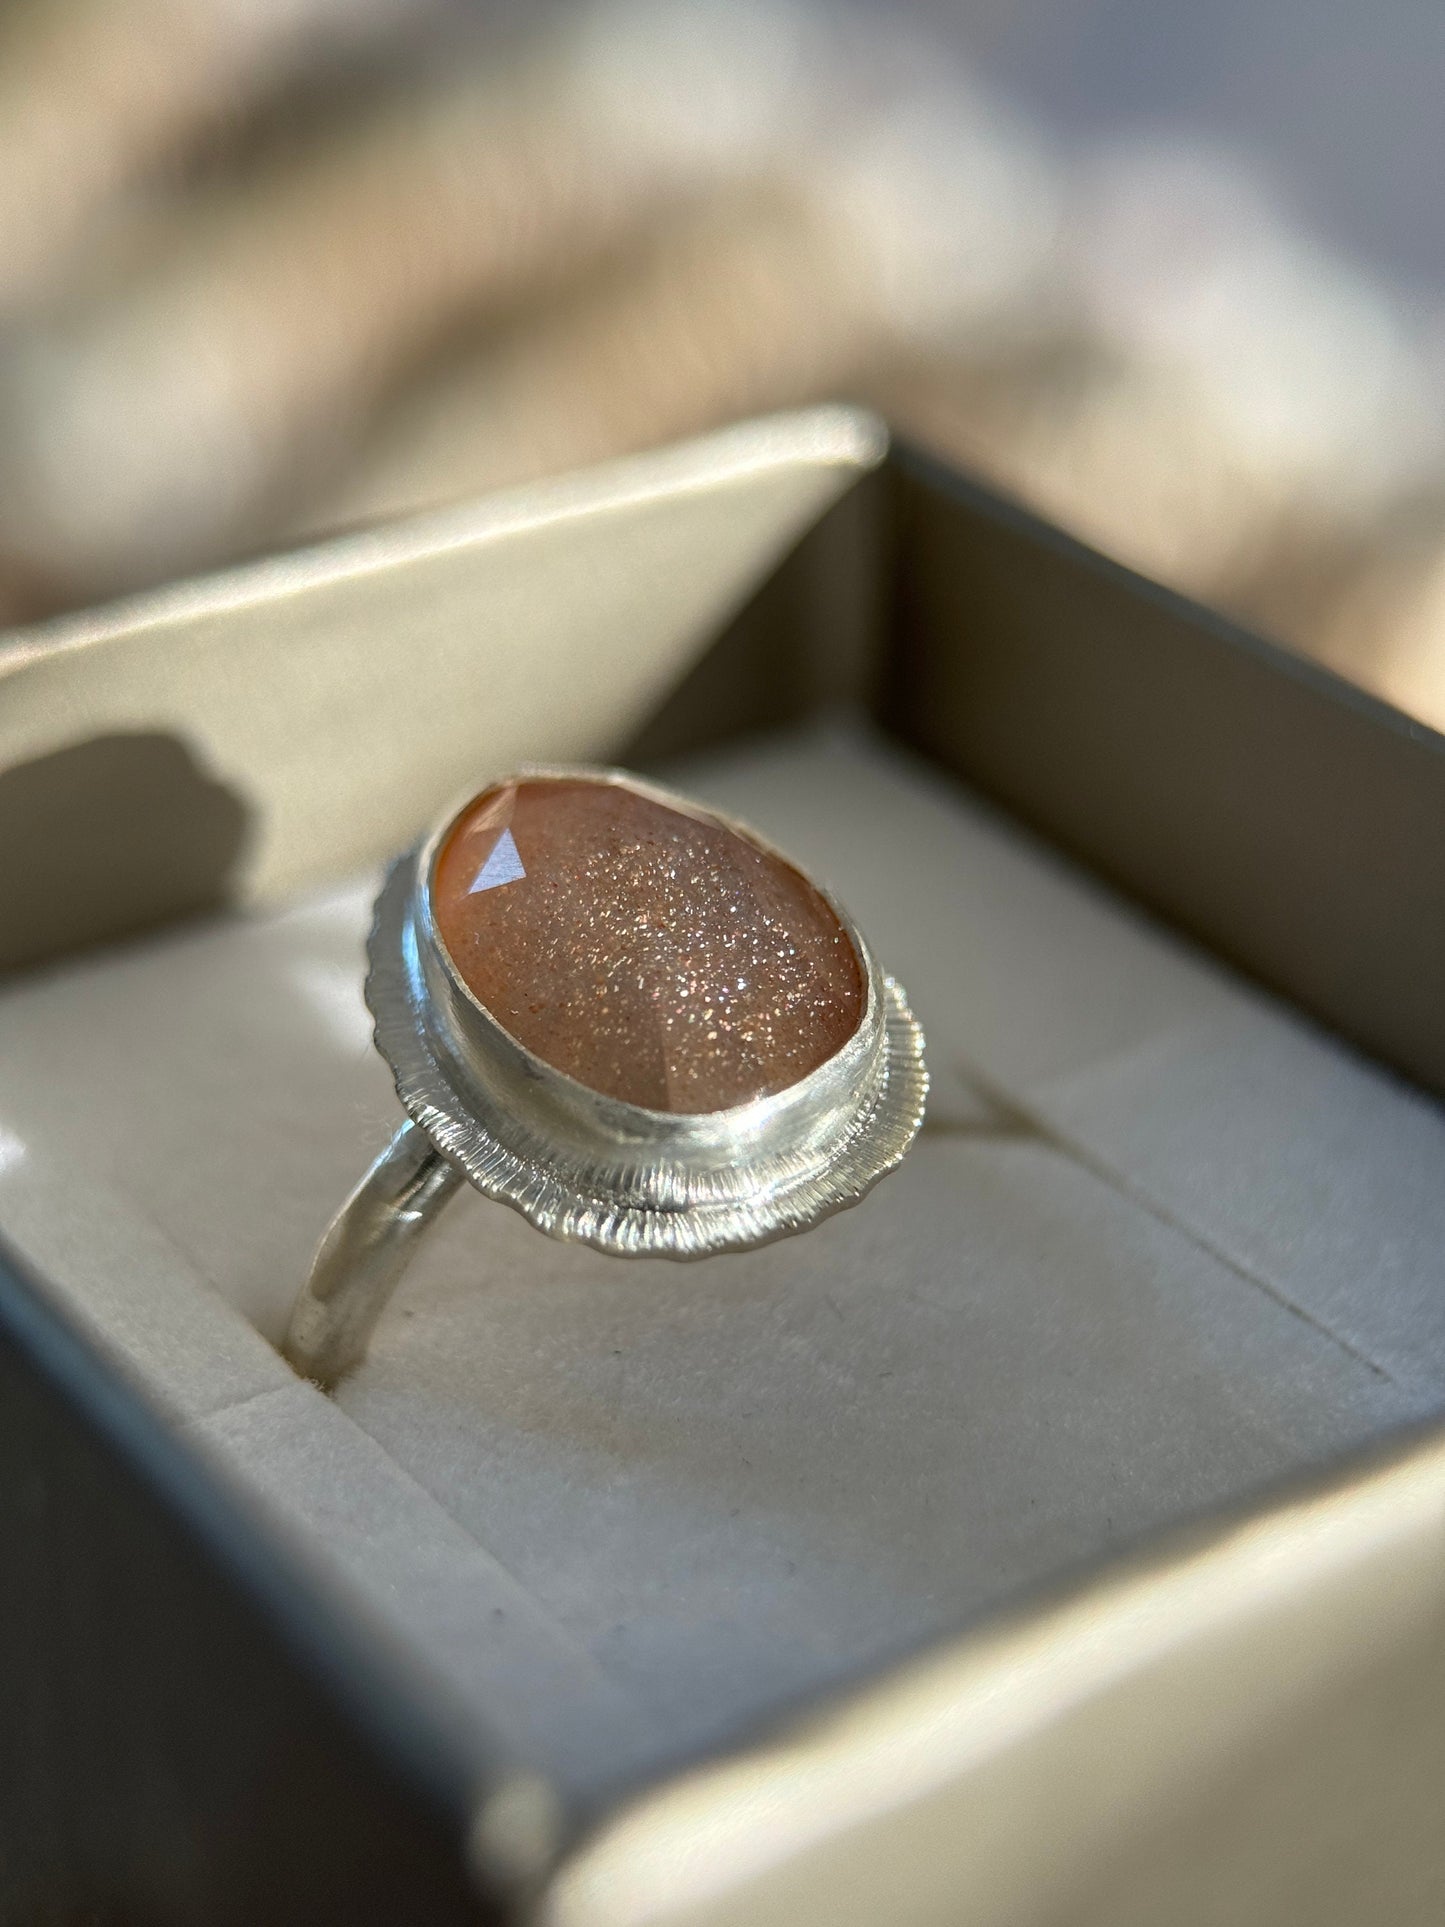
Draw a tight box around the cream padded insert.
[0,728,1440,1799]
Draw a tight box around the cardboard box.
[1,409,1442,1926]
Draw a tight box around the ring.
[282,767,928,1388]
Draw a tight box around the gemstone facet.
[430,777,865,1113]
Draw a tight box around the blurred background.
[2,0,1444,731]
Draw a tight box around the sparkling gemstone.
[430,776,865,1112]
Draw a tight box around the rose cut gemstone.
[431,776,865,1113]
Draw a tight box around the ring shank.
[283,1120,463,1388]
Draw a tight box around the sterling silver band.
[282,768,927,1389]
[283,1121,462,1386]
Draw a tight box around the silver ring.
[282,766,927,1388]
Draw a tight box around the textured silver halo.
[283,766,927,1386]
[369,768,927,1258]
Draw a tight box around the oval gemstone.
[430,776,864,1113]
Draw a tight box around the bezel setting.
[365,767,928,1258]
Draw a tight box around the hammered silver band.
[282,768,927,1390]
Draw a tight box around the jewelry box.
[1,409,1442,1926]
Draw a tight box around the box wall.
[882,446,1445,1097]
[0,1240,498,1927]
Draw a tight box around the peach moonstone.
[431,776,865,1113]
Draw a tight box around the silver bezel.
[365,767,927,1258]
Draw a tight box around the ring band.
[282,767,927,1388]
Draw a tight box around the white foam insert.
[0,728,1438,1797]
